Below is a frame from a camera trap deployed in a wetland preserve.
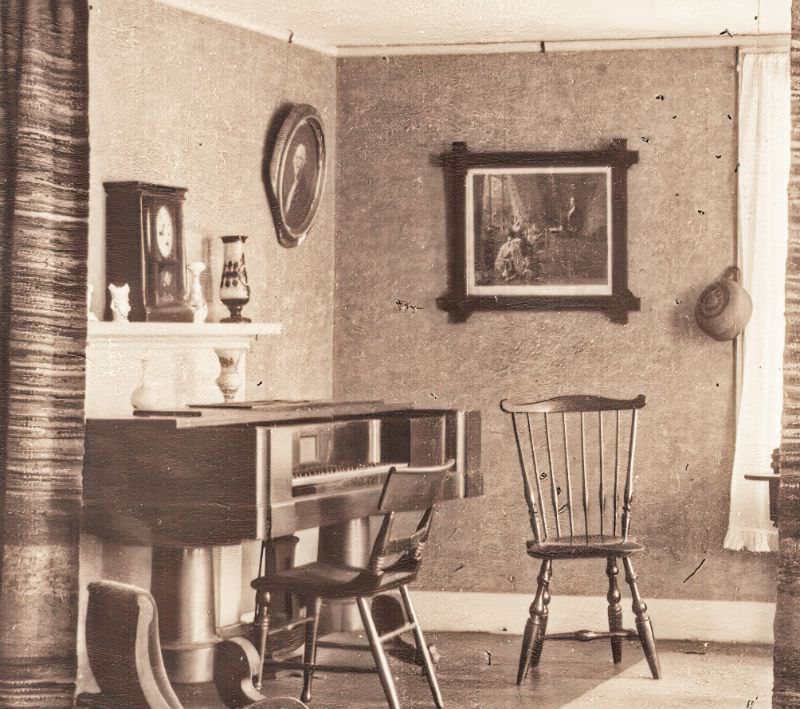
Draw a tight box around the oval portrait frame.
[268,104,327,248]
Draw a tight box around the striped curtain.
[776,2,800,706]
[0,2,89,707]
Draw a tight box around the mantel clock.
[104,181,193,322]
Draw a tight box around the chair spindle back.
[501,395,645,543]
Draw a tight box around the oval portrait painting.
[268,104,327,247]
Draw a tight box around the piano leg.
[317,518,371,632]
[151,545,220,683]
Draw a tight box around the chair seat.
[251,561,417,599]
[526,535,644,559]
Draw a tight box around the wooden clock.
[104,181,193,322]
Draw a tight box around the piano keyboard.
[291,462,408,497]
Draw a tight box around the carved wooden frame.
[436,140,640,323]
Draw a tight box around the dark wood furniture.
[103,181,194,322]
[81,579,308,709]
[500,394,661,683]
[82,401,481,694]
[249,461,453,709]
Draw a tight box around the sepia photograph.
[0,1,797,708]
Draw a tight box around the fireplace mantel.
[85,321,282,417]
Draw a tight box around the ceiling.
[157,0,790,54]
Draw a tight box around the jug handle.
[723,266,741,282]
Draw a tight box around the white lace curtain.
[724,51,789,553]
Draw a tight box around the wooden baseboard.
[409,591,775,644]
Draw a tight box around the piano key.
[291,462,408,493]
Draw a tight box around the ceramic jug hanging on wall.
[695,266,753,341]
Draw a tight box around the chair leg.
[399,585,444,709]
[517,559,552,684]
[622,556,661,679]
[357,596,401,709]
[253,587,271,691]
[530,561,552,669]
[516,618,536,685]
[301,596,322,704]
[606,556,623,664]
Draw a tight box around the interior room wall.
[333,47,777,604]
[88,0,336,401]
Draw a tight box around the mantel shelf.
[87,320,282,348]
[85,321,282,417]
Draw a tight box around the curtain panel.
[723,51,789,553]
[776,2,800,706]
[0,1,89,706]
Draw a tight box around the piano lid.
[121,399,423,429]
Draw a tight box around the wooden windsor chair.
[249,460,455,709]
[499,394,661,684]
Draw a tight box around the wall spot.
[395,298,424,313]
[682,558,706,583]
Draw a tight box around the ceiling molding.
[336,40,547,58]
[336,34,789,58]
[544,33,789,53]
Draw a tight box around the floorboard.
[173,632,772,709]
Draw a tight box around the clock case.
[104,181,193,322]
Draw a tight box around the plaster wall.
[88,0,336,401]
[334,48,777,602]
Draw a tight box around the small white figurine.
[186,261,208,324]
[86,284,98,321]
[108,283,131,322]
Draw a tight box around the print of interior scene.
[473,171,608,287]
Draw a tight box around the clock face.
[155,205,174,258]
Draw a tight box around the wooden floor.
[175,632,772,709]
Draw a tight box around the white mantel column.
[85,321,281,416]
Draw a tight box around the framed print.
[267,103,327,247]
[436,140,640,323]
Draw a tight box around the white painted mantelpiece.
[85,321,282,417]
